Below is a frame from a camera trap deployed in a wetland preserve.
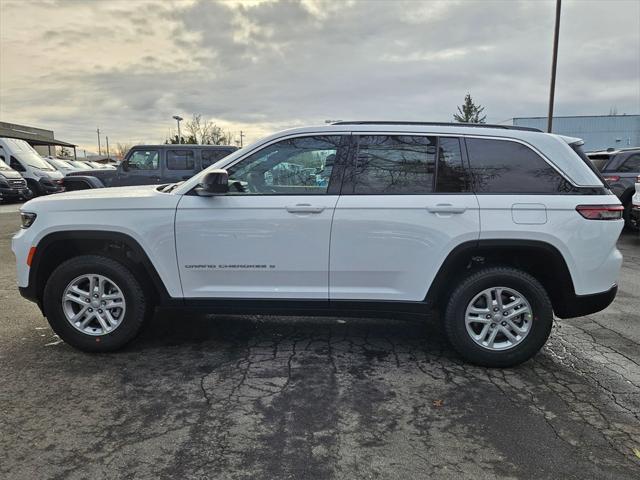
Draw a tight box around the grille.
[8,178,27,189]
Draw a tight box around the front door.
[175,134,348,299]
[329,134,480,302]
[120,148,162,185]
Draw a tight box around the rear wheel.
[444,267,553,367]
[43,255,148,352]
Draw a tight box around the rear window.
[619,153,640,173]
[167,150,195,170]
[466,138,572,193]
[572,144,608,184]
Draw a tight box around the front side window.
[347,135,436,194]
[167,150,195,170]
[619,153,640,172]
[466,138,573,193]
[226,136,341,194]
[128,150,159,170]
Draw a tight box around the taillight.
[576,204,624,220]
[603,175,620,183]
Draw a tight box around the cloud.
[0,0,638,151]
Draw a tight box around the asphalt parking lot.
[0,207,639,480]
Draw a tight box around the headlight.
[21,212,37,229]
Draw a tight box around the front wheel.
[43,255,148,352]
[444,267,553,367]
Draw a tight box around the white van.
[0,138,64,196]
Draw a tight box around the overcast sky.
[1,0,639,153]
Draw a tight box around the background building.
[513,114,639,152]
[0,121,77,158]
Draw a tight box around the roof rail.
[331,121,543,133]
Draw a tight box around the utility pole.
[96,127,101,155]
[239,130,245,147]
[106,136,110,158]
[547,0,561,133]
[172,115,183,144]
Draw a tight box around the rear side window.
[436,137,471,192]
[619,153,640,172]
[202,149,232,169]
[466,138,572,193]
[348,135,436,194]
[167,150,195,170]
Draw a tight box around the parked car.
[43,156,83,175]
[0,157,32,202]
[0,137,64,196]
[67,160,95,170]
[13,122,623,367]
[64,145,237,190]
[587,147,640,231]
[631,175,640,229]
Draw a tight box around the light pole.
[547,0,561,133]
[172,115,183,144]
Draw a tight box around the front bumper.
[39,178,64,194]
[555,284,618,319]
[0,186,32,199]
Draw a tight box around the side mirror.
[195,169,229,196]
[121,160,129,172]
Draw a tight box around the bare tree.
[184,114,233,145]
[114,143,132,160]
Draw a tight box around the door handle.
[286,204,325,214]
[427,204,467,214]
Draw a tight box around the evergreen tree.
[453,93,487,123]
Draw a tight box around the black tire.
[443,267,553,368]
[26,179,43,197]
[43,255,148,352]
[623,201,640,232]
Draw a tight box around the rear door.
[329,134,480,302]
[165,148,197,182]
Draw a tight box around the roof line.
[331,121,542,132]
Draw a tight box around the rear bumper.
[631,205,640,226]
[555,284,618,319]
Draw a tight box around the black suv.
[64,144,237,190]
[588,147,640,231]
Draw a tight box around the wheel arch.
[28,230,176,311]
[425,239,578,318]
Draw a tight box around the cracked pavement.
[0,209,639,479]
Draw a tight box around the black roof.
[331,121,542,132]
[131,144,237,149]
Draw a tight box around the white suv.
[12,122,624,367]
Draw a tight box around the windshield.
[2,138,55,171]
[50,158,75,169]
[70,160,90,169]
[0,158,12,171]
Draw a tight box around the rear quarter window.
[466,138,574,194]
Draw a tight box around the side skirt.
[162,298,434,318]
